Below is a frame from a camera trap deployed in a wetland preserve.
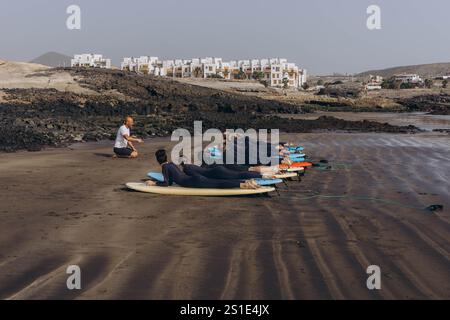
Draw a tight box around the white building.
[394,74,423,84]
[120,56,307,88]
[366,83,382,90]
[71,54,112,69]
[366,74,383,90]
[120,56,159,74]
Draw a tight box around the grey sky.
[0,0,449,74]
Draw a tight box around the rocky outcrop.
[181,114,421,135]
[397,94,450,115]
[317,83,364,99]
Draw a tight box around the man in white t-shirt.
[113,116,143,158]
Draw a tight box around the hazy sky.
[1,0,449,74]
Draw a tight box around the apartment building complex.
[394,74,423,84]
[120,56,307,88]
[71,54,112,69]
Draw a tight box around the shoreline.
[278,111,450,132]
[3,128,447,155]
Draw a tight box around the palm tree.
[193,67,203,78]
[252,71,264,80]
[235,70,246,80]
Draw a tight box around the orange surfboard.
[279,162,312,170]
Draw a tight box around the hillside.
[0,60,49,91]
[358,62,450,78]
[30,51,72,68]
[0,59,48,79]
[0,60,95,94]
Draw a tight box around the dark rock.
[397,94,450,115]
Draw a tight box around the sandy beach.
[3,0,450,308]
[0,131,449,300]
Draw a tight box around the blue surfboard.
[289,153,306,158]
[280,155,306,161]
[147,172,164,182]
[206,154,222,160]
[207,147,222,159]
[254,178,283,186]
[287,146,304,152]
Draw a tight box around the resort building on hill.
[71,54,112,69]
[120,56,307,89]
[120,56,159,74]
[394,74,423,84]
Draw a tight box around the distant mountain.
[30,52,72,68]
[358,62,450,79]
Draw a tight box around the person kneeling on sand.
[113,116,143,158]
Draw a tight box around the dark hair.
[155,149,167,165]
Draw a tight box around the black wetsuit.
[156,162,242,189]
[222,137,279,166]
[183,164,262,180]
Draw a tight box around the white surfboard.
[281,167,304,173]
[273,173,298,179]
[126,183,275,196]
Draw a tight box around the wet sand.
[0,132,449,299]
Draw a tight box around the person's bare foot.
[241,180,259,189]
[249,179,261,189]
[240,182,251,189]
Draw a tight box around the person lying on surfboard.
[201,149,293,176]
[146,150,260,189]
[224,132,302,158]
[197,133,304,176]
[219,132,304,172]
[202,148,292,176]
[182,163,277,180]
[202,134,276,175]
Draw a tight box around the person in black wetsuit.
[146,150,260,189]
[202,134,282,175]
[183,163,263,180]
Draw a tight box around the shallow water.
[281,112,450,131]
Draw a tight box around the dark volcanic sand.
[0,132,449,299]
